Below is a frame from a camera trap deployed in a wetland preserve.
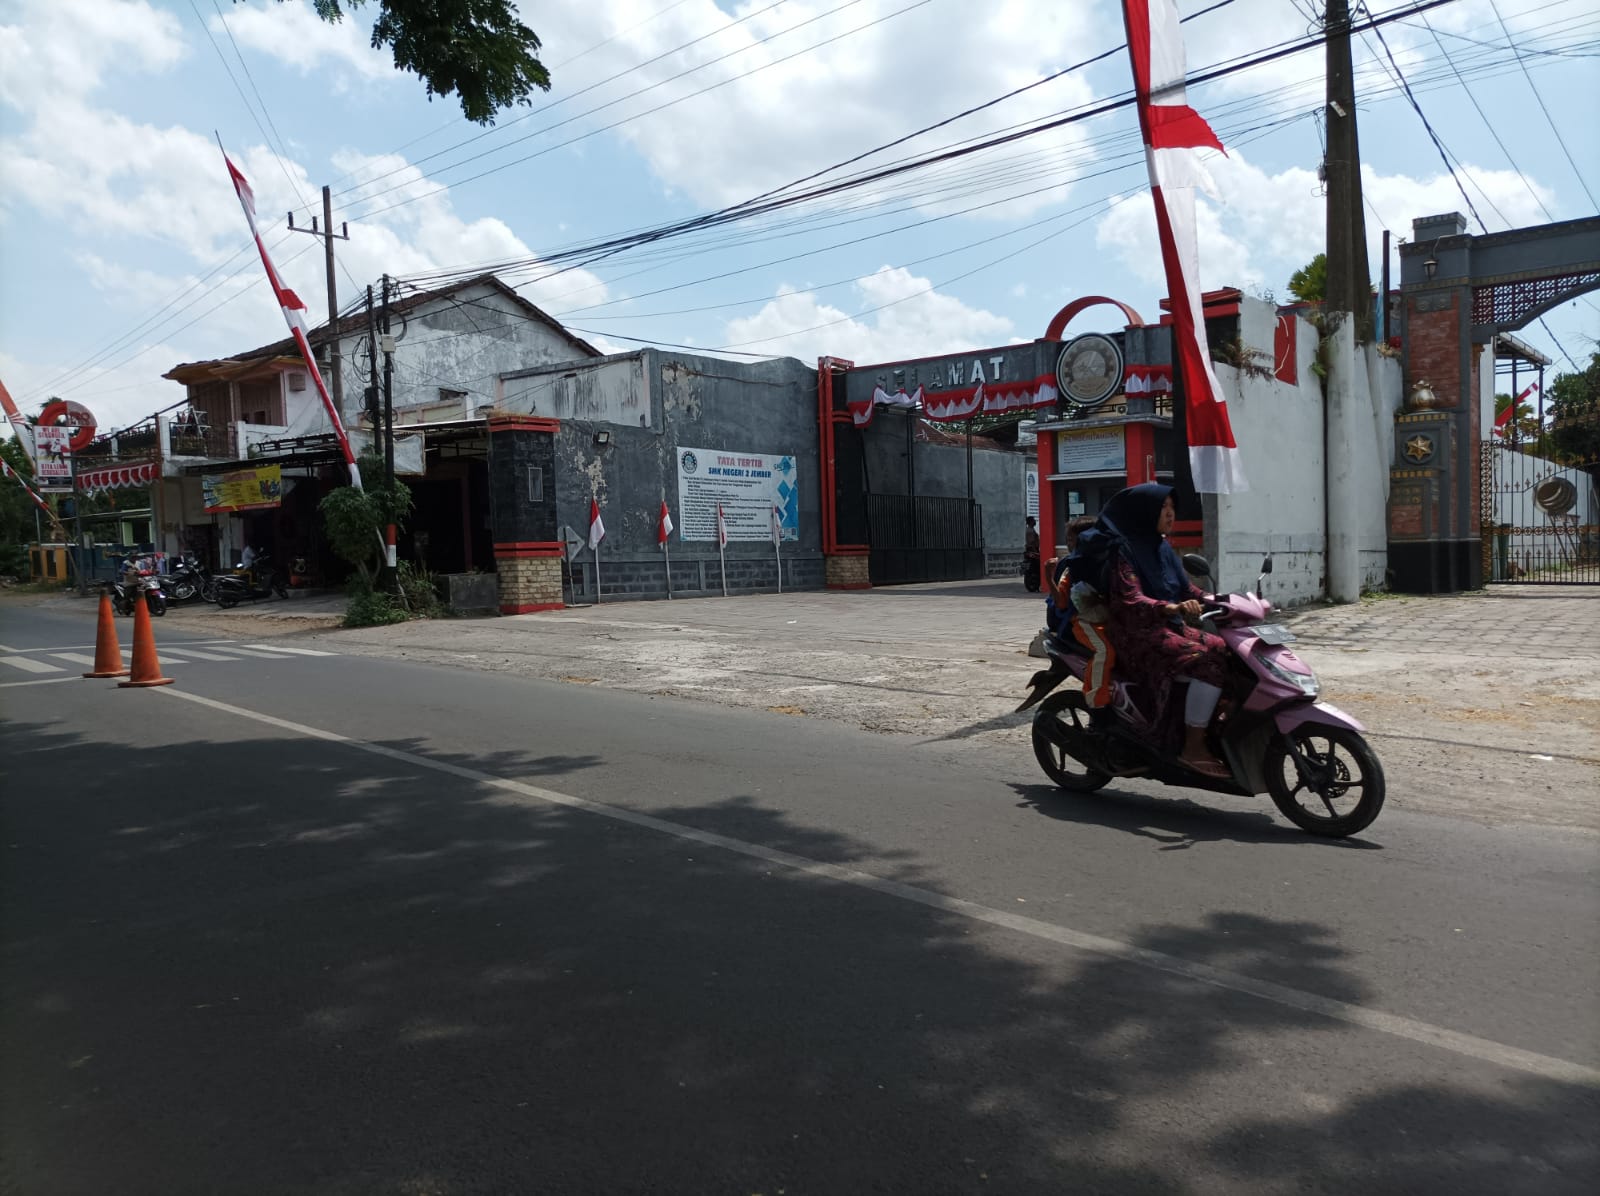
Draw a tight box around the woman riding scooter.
[1065,483,1230,778]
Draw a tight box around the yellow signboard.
[203,464,283,514]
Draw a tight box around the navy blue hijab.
[1066,483,1189,602]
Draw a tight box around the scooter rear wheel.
[1031,690,1112,793]
[1264,725,1385,838]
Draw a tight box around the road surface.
[2,603,1596,1194]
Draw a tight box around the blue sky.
[1,0,1596,431]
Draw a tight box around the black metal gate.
[1480,441,1600,584]
[865,494,984,585]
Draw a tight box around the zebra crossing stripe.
[161,647,243,661]
[242,644,336,656]
[0,655,66,675]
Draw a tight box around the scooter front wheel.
[216,589,239,610]
[1031,690,1111,793]
[1264,725,1385,838]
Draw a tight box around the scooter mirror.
[1181,553,1213,579]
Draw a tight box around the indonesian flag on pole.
[770,501,782,545]
[221,148,361,489]
[589,498,606,549]
[657,500,674,546]
[1121,0,1245,493]
[1494,382,1538,434]
[716,503,728,548]
[1,457,56,521]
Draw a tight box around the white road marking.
[51,653,103,666]
[161,687,1600,1090]
[0,655,67,674]
[241,644,336,656]
[160,647,242,662]
[202,647,296,659]
[0,677,79,688]
[2,640,241,654]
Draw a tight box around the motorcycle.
[213,551,289,609]
[1021,550,1042,592]
[1018,555,1385,838]
[109,572,167,618]
[164,552,213,604]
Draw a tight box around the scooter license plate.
[1251,623,1296,645]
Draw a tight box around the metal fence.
[1480,441,1599,584]
[864,493,984,585]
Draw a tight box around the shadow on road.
[1010,781,1385,851]
[1,719,1589,1194]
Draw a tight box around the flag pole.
[661,497,674,601]
[717,502,729,597]
[773,502,783,594]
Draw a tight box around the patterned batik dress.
[1104,553,1229,689]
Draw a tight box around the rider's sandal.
[1181,756,1230,779]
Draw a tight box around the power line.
[1486,0,1599,210]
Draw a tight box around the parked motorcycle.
[1021,550,1041,592]
[1018,555,1385,838]
[213,551,289,608]
[164,552,213,604]
[109,573,167,618]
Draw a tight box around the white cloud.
[1093,149,1559,299]
[0,0,184,108]
[210,0,393,84]
[523,0,1105,213]
[721,266,1015,363]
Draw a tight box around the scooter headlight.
[1261,653,1320,697]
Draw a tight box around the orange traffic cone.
[117,593,174,689]
[83,590,130,678]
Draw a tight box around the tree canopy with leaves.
[289,0,551,125]
[1546,350,1600,478]
[318,455,413,587]
[1286,253,1327,306]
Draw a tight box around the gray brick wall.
[566,552,825,601]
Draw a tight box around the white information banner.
[676,446,799,542]
[1056,427,1126,476]
[34,425,72,484]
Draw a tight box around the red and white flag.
[716,503,728,548]
[222,150,360,489]
[657,500,674,546]
[1,456,56,521]
[1494,382,1538,434]
[770,501,783,545]
[588,498,606,549]
[1121,0,1245,492]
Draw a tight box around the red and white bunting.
[222,151,361,489]
[1121,0,1245,492]
[79,461,159,492]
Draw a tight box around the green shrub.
[396,561,443,618]
[343,584,408,628]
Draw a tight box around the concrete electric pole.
[1323,0,1373,341]
[288,186,351,413]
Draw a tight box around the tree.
[1546,351,1600,480]
[286,1,551,125]
[317,455,413,588]
[1493,391,1540,445]
[0,437,40,577]
[1287,253,1327,305]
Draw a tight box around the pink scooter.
[1019,555,1385,838]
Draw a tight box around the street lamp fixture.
[593,429,611,447]
[1423,256,1438,280]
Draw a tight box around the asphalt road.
[2,603,1596,1195]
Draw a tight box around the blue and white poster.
[676,446,799,542]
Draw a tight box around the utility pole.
[1322,0,1369,603]
[68,438,85,595]
[365,285,380,432]
[1324,0,1373,341]
[380,274,395,492]
[288,186,351,413]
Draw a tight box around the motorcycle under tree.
[213,551,289,608]
[1018,555,1385,839]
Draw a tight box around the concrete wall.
[516,350,822,601]
[500,355,654,428]
[1204,298,1401,606]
